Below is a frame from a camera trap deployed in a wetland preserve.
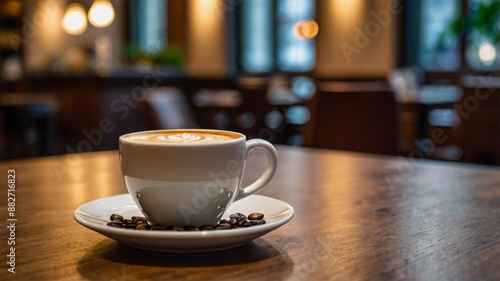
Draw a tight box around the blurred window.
[130,0,167,54]
[241,0,274,73]
[240,0,316,73]
[418,0,499,72]
[464,0,500,71]
[419,0,461,71]
[276,0,316,72]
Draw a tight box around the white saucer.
[74,194,294,253]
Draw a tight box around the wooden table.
[1,146,499,280]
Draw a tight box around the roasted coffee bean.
[131,216,146,221]
[242,221,252,227]
[230,213,245,221]
[135,224,148,230]
[200,225,214,231]
[248,213,264,220]
[151,225,165,230]
[107,212,266,231]
[110,214,123,221]
[215,223,231,229]
[249,219,266,225]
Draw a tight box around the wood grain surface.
[1,146,499,280]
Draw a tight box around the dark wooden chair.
[306,81,400,155]
[454,85,500,165]
[138,87,199,130]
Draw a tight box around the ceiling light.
[62,3,87,35]
[89,0,115,28]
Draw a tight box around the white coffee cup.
[119,129,278,227]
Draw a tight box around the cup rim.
[119,129,246,146]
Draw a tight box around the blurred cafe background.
[0,0,499,165]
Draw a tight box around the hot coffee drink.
[122,130,241,144]
[119,129,278,227]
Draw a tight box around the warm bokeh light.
[62,3,87,35]
[89,0,115,28]
[478,42,496,66]
[201,0,213,7]
[293,20,319,39]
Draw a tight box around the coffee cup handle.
[235,139,278,201]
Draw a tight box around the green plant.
[442,0,500,44]
[122,44,185,66]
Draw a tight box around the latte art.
[157,133,208,143]
[123,130,241,144]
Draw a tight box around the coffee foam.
[123,131,241,144]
